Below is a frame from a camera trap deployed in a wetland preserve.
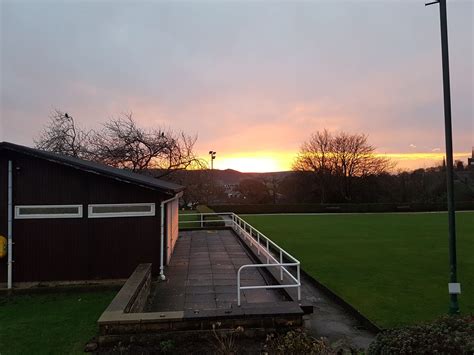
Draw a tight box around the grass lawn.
[0,289,117,355]
[243,212,474,328]
[179,209,201,228]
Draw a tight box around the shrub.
[159,339,175,353]
[262,328,358,354]
[210,322,244,354]
[196,204,215,214]
[368,315,474,355]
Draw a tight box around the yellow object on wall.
[0,235,6,258]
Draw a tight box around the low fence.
[209,201,474,214]
[179,212,301,306]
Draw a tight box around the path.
[300,272,377,349]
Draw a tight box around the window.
[15,205,83,219]
[88,203,155,218]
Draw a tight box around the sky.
[1,0,472,172]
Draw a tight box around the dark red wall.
[0,151,171,282]
[0,156,7,282]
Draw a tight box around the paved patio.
[148,229,288,312]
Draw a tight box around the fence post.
[200,213,203,228]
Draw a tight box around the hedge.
[209,201,474,214]
[368,315,474,354]
[196,205,215,214]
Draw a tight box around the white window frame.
[14,204,83,219]
[88,203,156,218]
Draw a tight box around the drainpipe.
[159,191,183,281]
[7,160,13,289]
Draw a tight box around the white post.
[257,232,260,255]
[266,240,269,263]
[297,264,301,302]
[280,250,283,281]
[237,269,241,306]
[7,160,13,289]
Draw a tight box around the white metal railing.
[178,212,301,306]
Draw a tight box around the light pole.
[426,0,460,314]
[209,151,216,170]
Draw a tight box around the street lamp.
[426,0,460,314]
[209,151,216,170]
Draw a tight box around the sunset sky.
[1,0,472,172]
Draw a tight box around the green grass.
[0,289,117,355]
[243,212,474,328]
[179,209,201,228]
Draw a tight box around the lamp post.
[426,0,460,314]
[209,151,216,170]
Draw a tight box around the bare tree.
[331,131,394,200]
[88,114,202,176]
[238,178,272,204]
[35,110,89,158]
[293,130,394,201]
[36,111,203,177]
[293,130,333,202]
[168,169,226,206]
[260,174,281,204]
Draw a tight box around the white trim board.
[88,203,155,218]
[15,204,83,219]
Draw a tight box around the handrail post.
[257,232,260,255]
[280,250,283,281]
[237,268,242,306]
[266,240,270,263]
[297,263,301,302]
[225,213,302,304]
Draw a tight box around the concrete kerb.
[299,269,382,333]
[98,263,153,328]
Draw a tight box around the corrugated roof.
[0,142,184,195]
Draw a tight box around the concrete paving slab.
[148,229,289,313]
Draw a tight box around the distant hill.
[210,169,293,185]
[149,168,293,185]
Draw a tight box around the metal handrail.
[178,212,301,306]
[237,263,300,306]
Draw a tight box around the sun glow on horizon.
[213,154,292,173]
[201,151,471,173]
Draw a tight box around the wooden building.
[0,142,184,287]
